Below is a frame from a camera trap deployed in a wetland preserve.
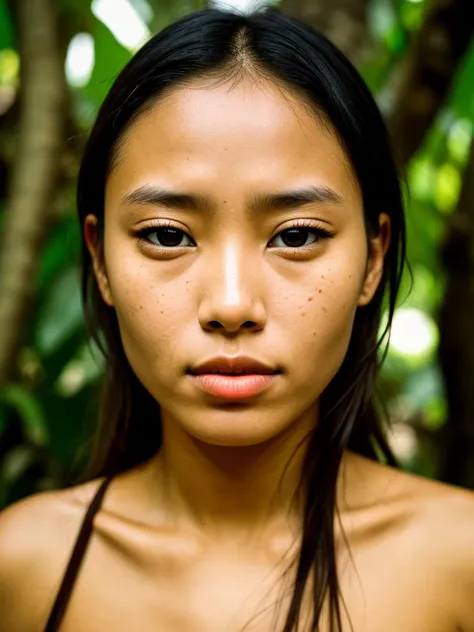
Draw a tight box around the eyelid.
[133,218,334,250]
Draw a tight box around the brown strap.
[43,476,113,632]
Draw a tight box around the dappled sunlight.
[91,0,151,50]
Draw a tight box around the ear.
[83,214,114,307]
[357,213,391,307]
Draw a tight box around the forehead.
[107,77,360,203]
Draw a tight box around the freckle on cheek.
[307,297,313,302]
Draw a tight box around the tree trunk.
[279,0,371,65]
[437,141,474,488]
[387,0,474,166]
[0,0,66,387]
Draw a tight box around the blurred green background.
[0,0,473,508]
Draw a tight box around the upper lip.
[189,355,280,375]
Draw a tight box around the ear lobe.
[95,267,114,307]
[357,213,391,307]
[84,214,114,307]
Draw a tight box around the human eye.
[133,220,195,250]
[133,219,333,256]
[268,219,334,253]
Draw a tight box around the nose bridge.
[199,239,266,331]
[212,239,259,306]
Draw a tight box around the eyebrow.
[120,184,344,215]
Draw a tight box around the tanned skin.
[1,76,473,632]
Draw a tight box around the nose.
[197,243,267,334]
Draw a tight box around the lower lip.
[188,372,281,399]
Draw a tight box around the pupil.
[159,228,182,247]
[157,228,309,248]
[282,229,307,248]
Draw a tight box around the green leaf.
[400,0,427,32]
[409,156,437,202]
[0,384,48,446]
[55,340,104,397]
[0,400,8,437]
[405,363,444,409]
[447,119,473,164]
[36,266,84,356]
[80,16,131,110]
[450,40,474,123]
[0,0,14,50]
[434,162,462,214]
[36,217,81,292]
[128,0,154,23]
[1,446,36,484]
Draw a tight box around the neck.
[139,410,360,544]
[140,404,360,544]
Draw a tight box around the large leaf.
[36,216,81,293]
[36,266,84,356]
[449,40,474,123]
[0,384,48,446]
[0,0,14,50]
[80,16,132,110]
[55,339,105,398]
[1,446,36,486]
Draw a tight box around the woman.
[1,6,473,632]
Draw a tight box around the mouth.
[187,370,282,375]
[186,370,282,399]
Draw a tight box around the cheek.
[286,253,366,379]
[104,243,189,371]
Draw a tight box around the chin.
[185,420,287,449]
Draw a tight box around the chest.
[60,540,454,632]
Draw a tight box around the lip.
[188,355,280,376]
[188,372,281,399]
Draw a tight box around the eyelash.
[133,219,333,255]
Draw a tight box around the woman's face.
[85,76,389,447]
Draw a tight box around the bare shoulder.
[407,470,474,632]
[365,456,474,631]
[0,479,104,632]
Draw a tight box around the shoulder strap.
[43,476,113,632]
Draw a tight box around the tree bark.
[437,141,474,488]
[387,0,474,166]
[0,0,66,388]
[279,0,371,66]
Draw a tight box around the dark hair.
[76,6,407,631]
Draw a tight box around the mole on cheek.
[307,297,313,302]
